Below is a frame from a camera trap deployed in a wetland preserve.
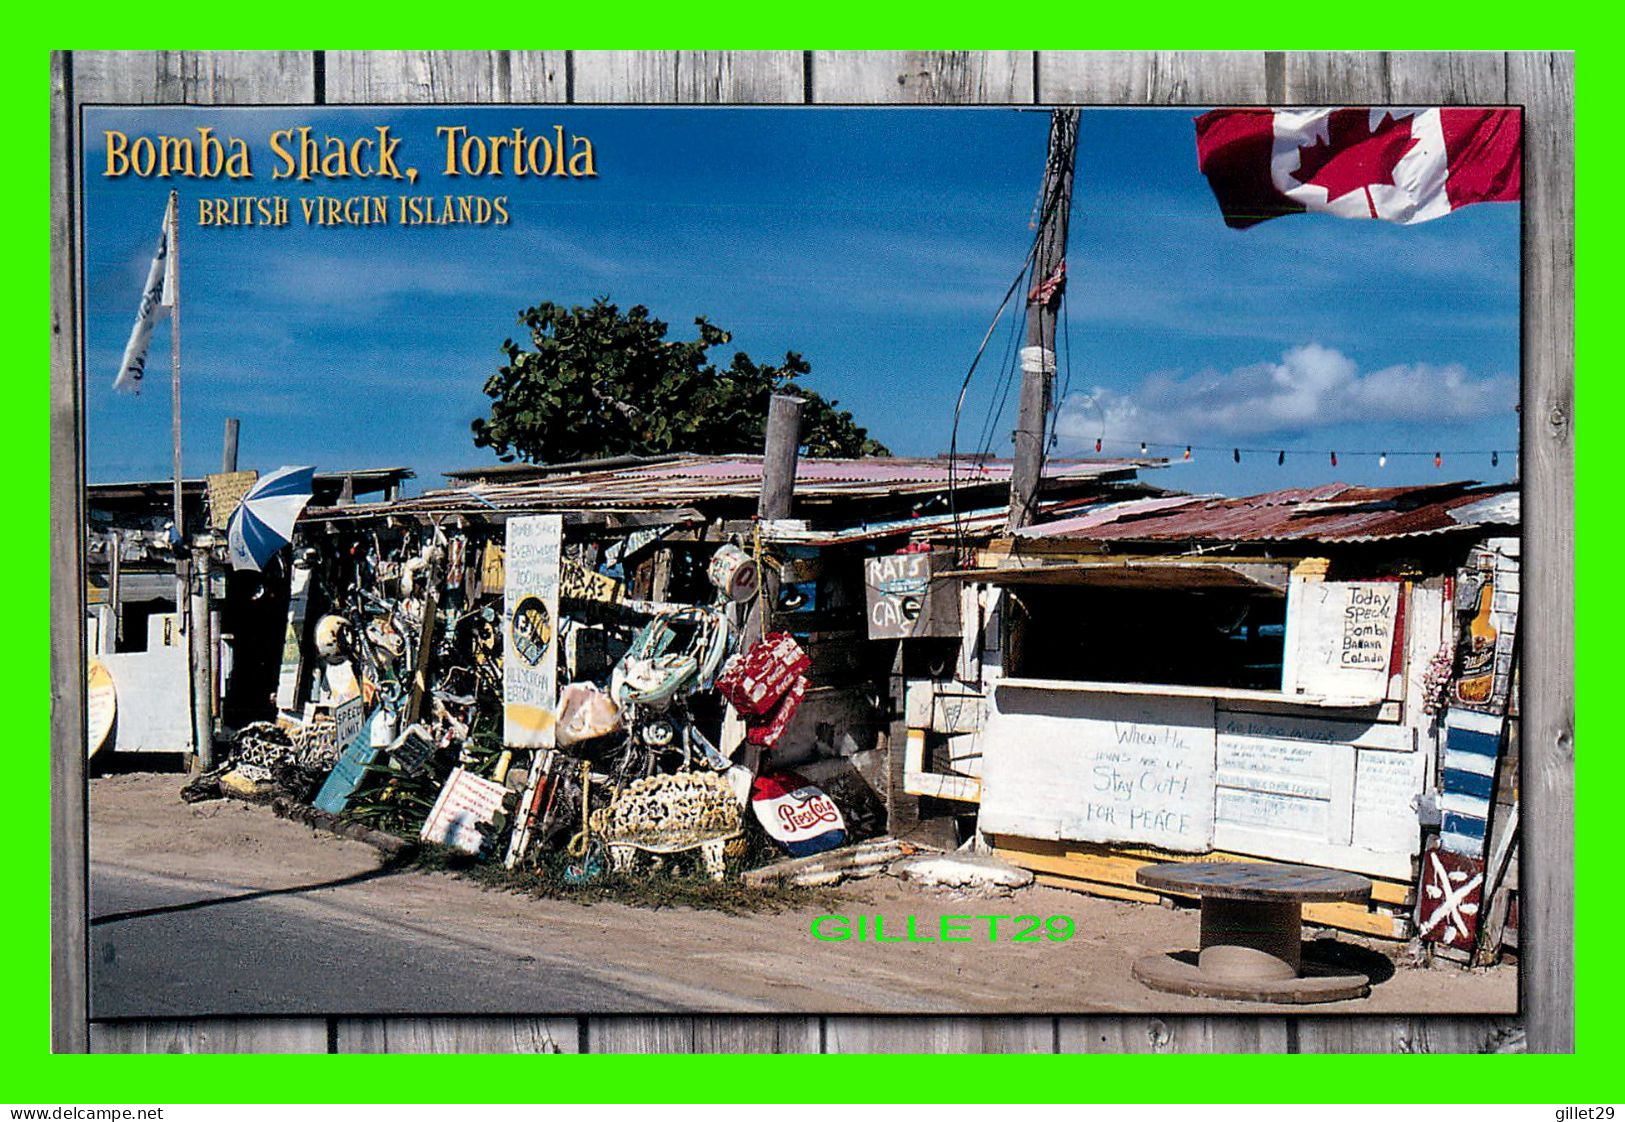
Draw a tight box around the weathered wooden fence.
[50,49,1574,1055]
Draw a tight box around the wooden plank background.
[52,50,1573,1055]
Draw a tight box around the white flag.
[112,196,175,394]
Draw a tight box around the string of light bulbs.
[1079,437,1517,470]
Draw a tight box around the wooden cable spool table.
[1132,861,1374,1004]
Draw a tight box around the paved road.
[90,863,721,1017]
[89,775,1518,1020]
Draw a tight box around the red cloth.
[1195,107,1520,228]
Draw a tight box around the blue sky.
[83,106,1519,497]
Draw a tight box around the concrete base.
[1132,950,1370,1004]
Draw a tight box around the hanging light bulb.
[1278,450,1285,466]
[1183,445,1192,461]
[1095,438,1103,453]
[1434,451,1443,469]
[1378,451,1388,468]
[1233,448,1240,463]
[1492,450,1500,467]
[1140,441,1148,455]
[1330,451,1338,467]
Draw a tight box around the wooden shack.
[901,481,1521,948]
[285,453,1165,821]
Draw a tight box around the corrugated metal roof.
[306,454,1157,522]
[90,466,416,497]
[1013,481,1518,546]
[1014,493,1223,538]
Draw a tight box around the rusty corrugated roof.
[305,454,1159,523]
[1014,481,1519,545]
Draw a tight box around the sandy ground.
[89,772,1516,1017]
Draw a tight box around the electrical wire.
[1089,439,1516,460]
[947,110,1077,557]
[970,276,1028,465]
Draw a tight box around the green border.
[16,27,1610,1101]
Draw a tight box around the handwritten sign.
[420,767,509,856]
[979,686,1216,851]
[503,515,562,748]
[1214,720,1353,845]
[560,558,623,606]
[1288,579,1400,701]
[863,551,960,640]
[1215,787,1330,836]
[1217,735,1333,800]
[205,470,258,531]
[1211,710,1423,875]
[1352,748,1425,852]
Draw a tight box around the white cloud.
[1055,343,1516,444]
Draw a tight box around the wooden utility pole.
[221,417,239,472]
[1008,109,1079,532]
[189,551,214,768]
[758,393,805,522]
[740,393,805,650]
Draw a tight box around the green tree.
[471,299,891,464]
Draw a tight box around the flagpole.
[167,188,209,769]
[168,188,182,541]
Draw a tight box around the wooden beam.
[1037,52,1269,104]
[572,52,802,104]
[823,1016,1055,1053]
[585,1017,819,1053]
[333,1018,580,1053]
[49,48,88,1055]
[323,51,566,103]
[72,51,314,103]
[1060,1015,1288,1054]
[90,1019,328,1053]
[809,51,1034,104]
[1509,50,1575,1053]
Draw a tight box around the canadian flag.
[1194,107,1520,228]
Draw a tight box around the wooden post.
[212,421,234,729]
[209,602,223,728]
[189,548,214,769]
[1007,109,1077,532]
[758,393,804,522]
[48,49,88,1054]
[107,529,121,648]
[404,580,440,727]
[747,394,804,647]
[885,641,920,838]
[167,189,183,542]
[221,416,239,472]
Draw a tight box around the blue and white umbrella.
[226,465,315,571]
